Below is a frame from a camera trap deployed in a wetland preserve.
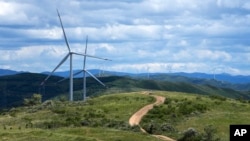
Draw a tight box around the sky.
[0,0,250,75]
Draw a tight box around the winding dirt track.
[129,92,176,141]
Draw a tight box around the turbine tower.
[82,36,107,101]
[41,10,110,101]
[57,36,109,101]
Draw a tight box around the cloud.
[0,0,250,75]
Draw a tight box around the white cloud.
[0,0,250,75]
[216,0,242,8]
[196,50,232,62]
[0,1,40,25]
[24,27,62,40]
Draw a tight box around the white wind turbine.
[82,36,108,101]
[146,65,150,79]
[41,10,110,101]
[58,36,109,101]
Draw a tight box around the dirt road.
[129,92,176,141]
[129,95,165,126]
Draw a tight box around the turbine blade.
[71,52,111,61]
[83,36,88,101]
[57,69,84,83]
[57,9,71,52]
[83,35,88,70]
[85,70,105,86]
[40,53,70,85]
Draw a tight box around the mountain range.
[1,69,250,93]
[1,68,250,109]
[2,68,250,85]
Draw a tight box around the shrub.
[129,125,141,132]
[177,101,208,115]
[178,126,220,141]
[161,123,176,132]
[202,125,220,141]
[178,128,201,141]
[23,94,42,106]
[164,98,172,105]
[196,96,202,100]
[51,107,66,114]
[209,95,226,101]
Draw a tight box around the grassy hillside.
[0,127,157,141]
[140,91,250,141]
[0,91,250,140]
[0,92,160,141]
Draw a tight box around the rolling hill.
[0,91,250,141]
[41,69,250,84]
[0,72,250,110]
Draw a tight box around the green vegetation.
[140,91,250,141]
[23,94,42,106]
[1,74,250,141]
[0,127,159,141]
[1,73,249,109]
[0,92,158,141]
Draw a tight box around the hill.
[140,91,250,140]
[0,69,19,76]
[41,69,250,84]
[0,91,250,141]
[40,69,250,91]
[0,93,159,141]
[0,73,249,109]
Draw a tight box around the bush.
[178,101,208,115]
[23,94,42,106]
[161,123,176,132]
[178,126,220,141]
[164,98,172,105]
[178,128,201,141]
[202,125,220,141]
[209,95,226,101]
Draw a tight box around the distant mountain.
[1,68,249,84]
[1,72,250,110]
[46,70,250,84]
[0,69,19,76]
[2,68,250,90]
[172,72,250,84]
[41,69,133,78]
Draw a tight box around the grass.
[140,91,250,141]
[1,90,250,141]
[0,127,159,141]
[0,92,157,141]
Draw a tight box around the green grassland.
[0,127,158,141]
[0,92,159,141]
[1,91,250,141]
[140,91,250,141]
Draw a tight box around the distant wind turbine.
[147,65,150,79]
[41,10,110,101]
[166,64,173,73]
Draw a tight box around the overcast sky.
[0,0,250,75]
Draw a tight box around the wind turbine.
[41,10,110,101]
[57,36,108,101]
[146,65,150,79]
[81,36,106,101]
